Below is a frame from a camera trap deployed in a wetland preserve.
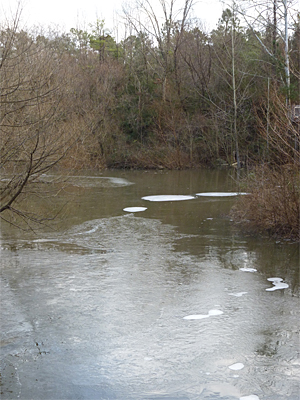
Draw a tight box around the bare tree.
[123,0,194,102]
[255,88,300,165]
[236,0,299,102]
[206,6,257,167]
[0,10,77,228]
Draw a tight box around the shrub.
[231,165,300,240]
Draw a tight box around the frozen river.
[0,169,299,400]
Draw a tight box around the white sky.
[1,0,224,37]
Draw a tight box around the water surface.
[1,170,299,400]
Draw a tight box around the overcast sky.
[1,0,224,36]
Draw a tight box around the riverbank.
[230,165,300,242]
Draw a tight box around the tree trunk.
[231,19,241,169]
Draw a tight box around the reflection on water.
[0,170,299,400]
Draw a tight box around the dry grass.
[231,165,300,241]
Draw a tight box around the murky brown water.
[0,170,299,400]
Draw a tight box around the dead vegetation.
[231,90,300,241]
[231,165,299,240]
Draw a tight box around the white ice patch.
[228,292,248,297]
[239,267,257,272]
[183,314,210,320]
[267,277,283,283]
[266,277,289,291]
[123,207,147,213]
[142,195,195,202]
[240,396,260,400]
[229,363,244,370]
[196,192,249,197]
[208,309,224,316]
[183,309,223,320]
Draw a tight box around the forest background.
[0,0,299,239]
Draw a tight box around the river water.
[0,169,299,400]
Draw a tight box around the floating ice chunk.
[239,268,257,272]
[276,282,289,289]
[229,292,248,297]
[123,207,147,213]
[229,363,244,370]
[142,195,195,202]
[208,309,224,316]
[183,314,210,320]
[266,282,289,291]
[267,277,283,283]
[266,277,288,291]
[196,192,249,197]
[183,309,223,320]
[240,396,260,400]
